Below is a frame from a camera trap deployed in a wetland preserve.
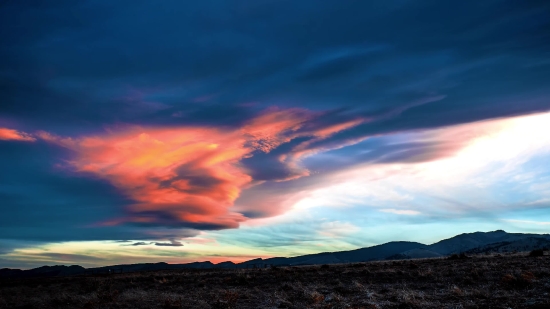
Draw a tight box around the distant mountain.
[386,248,442,260]
[0,268,24,278]
[216,261,236,268]
[427,230,550,254]
[1,230,548,279]
[0,265,84,278]
[332,241,424,263]
[88,262,172,273]
[258,241,424,266]
[86,261,216,273]
[464,237,550,254]
[293,253,343,265]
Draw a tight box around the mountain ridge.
[2,230,549,278]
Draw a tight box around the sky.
[1,0,550,269]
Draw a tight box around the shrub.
[447,253,469,260]
[163,298,182,309]
[500,271,535,289]
[211,291,239,309]
[529,249,544,257]
[310,291,324,304]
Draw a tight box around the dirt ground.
[1,253,549,309]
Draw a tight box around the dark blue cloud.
[1,0,550,243]
[154,240,183,247]
[0,141,120,239]
[0,140,199,242]
[1,0,548,130]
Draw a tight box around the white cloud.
[525,198,550,205]
[318,221,360,237]
[503,219,550,226]
[379,208,421,215]
[288,112,550,216]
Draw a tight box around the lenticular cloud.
[35,107,365,230]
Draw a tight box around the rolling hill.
[2,230,548,278]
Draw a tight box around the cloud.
[380,209,421,216]
[526,198,550,205]
[318,221,360,237]
[128,242,151,246]
[154,240,183,247]
[4,109,549,248]
[0,128,36,142]
[32,107,364,230]
[0,140,158,242]
[2,1,549,132]
[42,126,252,229]
[268,112,550,226]
[1,252,105,267]
[1,0,550,257]
[242,107,314,153]
[504,219,550,226]
[34,252,106,262]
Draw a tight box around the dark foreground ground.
[1,253,549,309]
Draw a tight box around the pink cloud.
[0,128,36,142]
[242,107,314,153]
[33,107,366,229]
[59,127,252,229]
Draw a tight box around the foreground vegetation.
[1,253,549,309]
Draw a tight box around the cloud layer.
[6,107,365,230]
[0,128,36,142]
[1,0,550,268]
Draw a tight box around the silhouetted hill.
[464,236,550,254]
[426,230,550,254]
[332,241,424,262]
[2,230,549,279]
[216,261,236,268]
[0,265,84,278]
[245,241,424,267]
[386,248,442,260]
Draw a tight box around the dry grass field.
[1,253,549,309]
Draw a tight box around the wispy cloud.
[503,219,550,226]
[2,0,550,270]
[154,240,184,247]
[525,198,550,206]
[318,221,360,237]
[32,107,365,230]
[0,128,36,142]
[128,242,151,246]
[380,209,421,216]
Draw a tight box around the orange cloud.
[286,118,367,162]
[38,107,365,229]
[0,128,36,142]
[242,107,313,153]
[59,127,252,229]
[243,108,367,181]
